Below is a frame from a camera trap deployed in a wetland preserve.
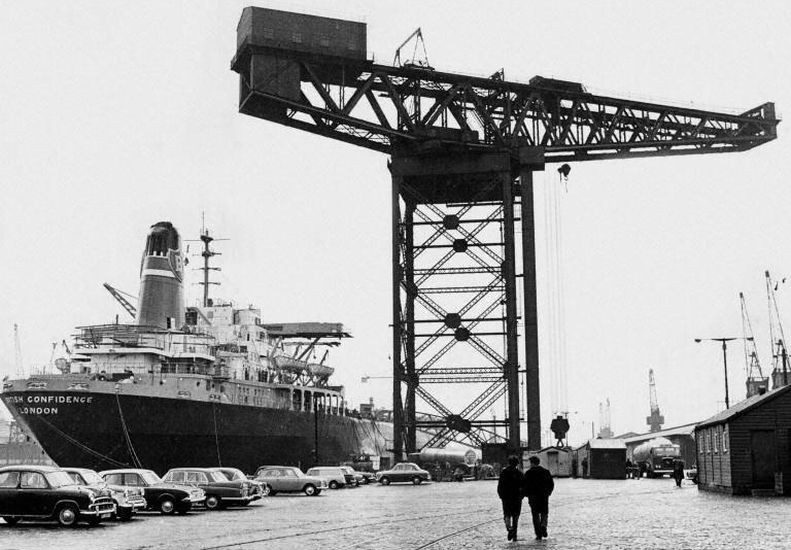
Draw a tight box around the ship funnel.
[136,221,185,329]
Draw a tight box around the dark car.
[0,465,115,527]
[253,466,327,496]
[217,467,269,499]
[376,462,431,485]
[63,467,146,521]
[99,468,205,515]
[162,468,253,510]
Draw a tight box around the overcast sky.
[1,1,790,447]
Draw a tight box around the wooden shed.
[695,384,791,495]
[525,446,572,478]
[574,439,626,479]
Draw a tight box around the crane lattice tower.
[231,7,778,455]
[646,369,664,433]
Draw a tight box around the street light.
[694,336,753,409]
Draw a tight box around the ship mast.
[193,215,227,307]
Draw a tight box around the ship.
[1,221,413,474]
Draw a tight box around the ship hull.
[1,390,389,475]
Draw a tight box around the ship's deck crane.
[103,283,137,319]
[646,369,664,433]
[740,292,768,397]
[231,7,778,456]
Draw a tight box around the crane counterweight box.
[234,7,368,113]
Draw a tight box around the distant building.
[526,447,572,478]
[696,384,791,495]
[573,439,626,479]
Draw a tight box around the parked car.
[217,467,269,499]
[306,466,349,489]
[0,465,115,527]
[253,466,327,496]
[376,463,431,485]
[62,467,146,521]
[99,468,205,515]
[161,467,254,510]
[339,466,364,486]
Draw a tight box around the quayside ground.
[1,478,789,550]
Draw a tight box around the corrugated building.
[695,384,791,495]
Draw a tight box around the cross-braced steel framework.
[389,150,538,455]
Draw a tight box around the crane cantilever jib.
[232,47,778,161]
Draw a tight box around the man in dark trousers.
[522,455,554,540]
[496,456,524,541]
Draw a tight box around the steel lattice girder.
[232,49,778,161]
[392,168,521,452]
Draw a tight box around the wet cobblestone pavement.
[3,478,790,549]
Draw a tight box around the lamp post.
[694,336,753,409]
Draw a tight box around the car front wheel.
[303,484,317,496]
[117,508,133,521]
[205,495,221,510]
[260,485,271,497]
[159,497,176,515]
[412,476,423,485]
[2,516,20,526]
[56,504,79,527]
[329,480,339,489]
[380,476,390,485]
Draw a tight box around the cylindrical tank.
[414,447,479,466]
[632,437,673,463]
[136,221,185,329]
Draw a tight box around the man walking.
[522,455,554,540]
[496,456,524,541]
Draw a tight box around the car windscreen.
[209,471,229,482]
[141,471,161,484]
[79,470,104,484]
[47,471,77,488]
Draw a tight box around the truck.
[632,437,681,478]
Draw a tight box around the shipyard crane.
[766,271,789,388]
[13,324,24,378]
[597,398,613,439]
[231,7,779,456]
[740,292,768,397]
[646,369,664,433]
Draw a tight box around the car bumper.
[82,501,117,516]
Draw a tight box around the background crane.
[231,7,778,456]
[740,291,768,397]
[646,369,664,433]
[766,270,789,389]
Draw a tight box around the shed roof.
[622,423,698,444]
[534,446,571,454]
[696,383,791,429]
[587,438,626,450]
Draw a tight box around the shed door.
[547,452,559,474]
[750,430,776,488]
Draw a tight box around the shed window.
[263,27,274,39]
[320,35,330,47]
[722,426,728,452]
[706,430,712,453]
[292,31,303,43]
[714,429,720,453]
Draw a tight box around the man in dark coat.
[522,455,554,540]
[497,456,524,541]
